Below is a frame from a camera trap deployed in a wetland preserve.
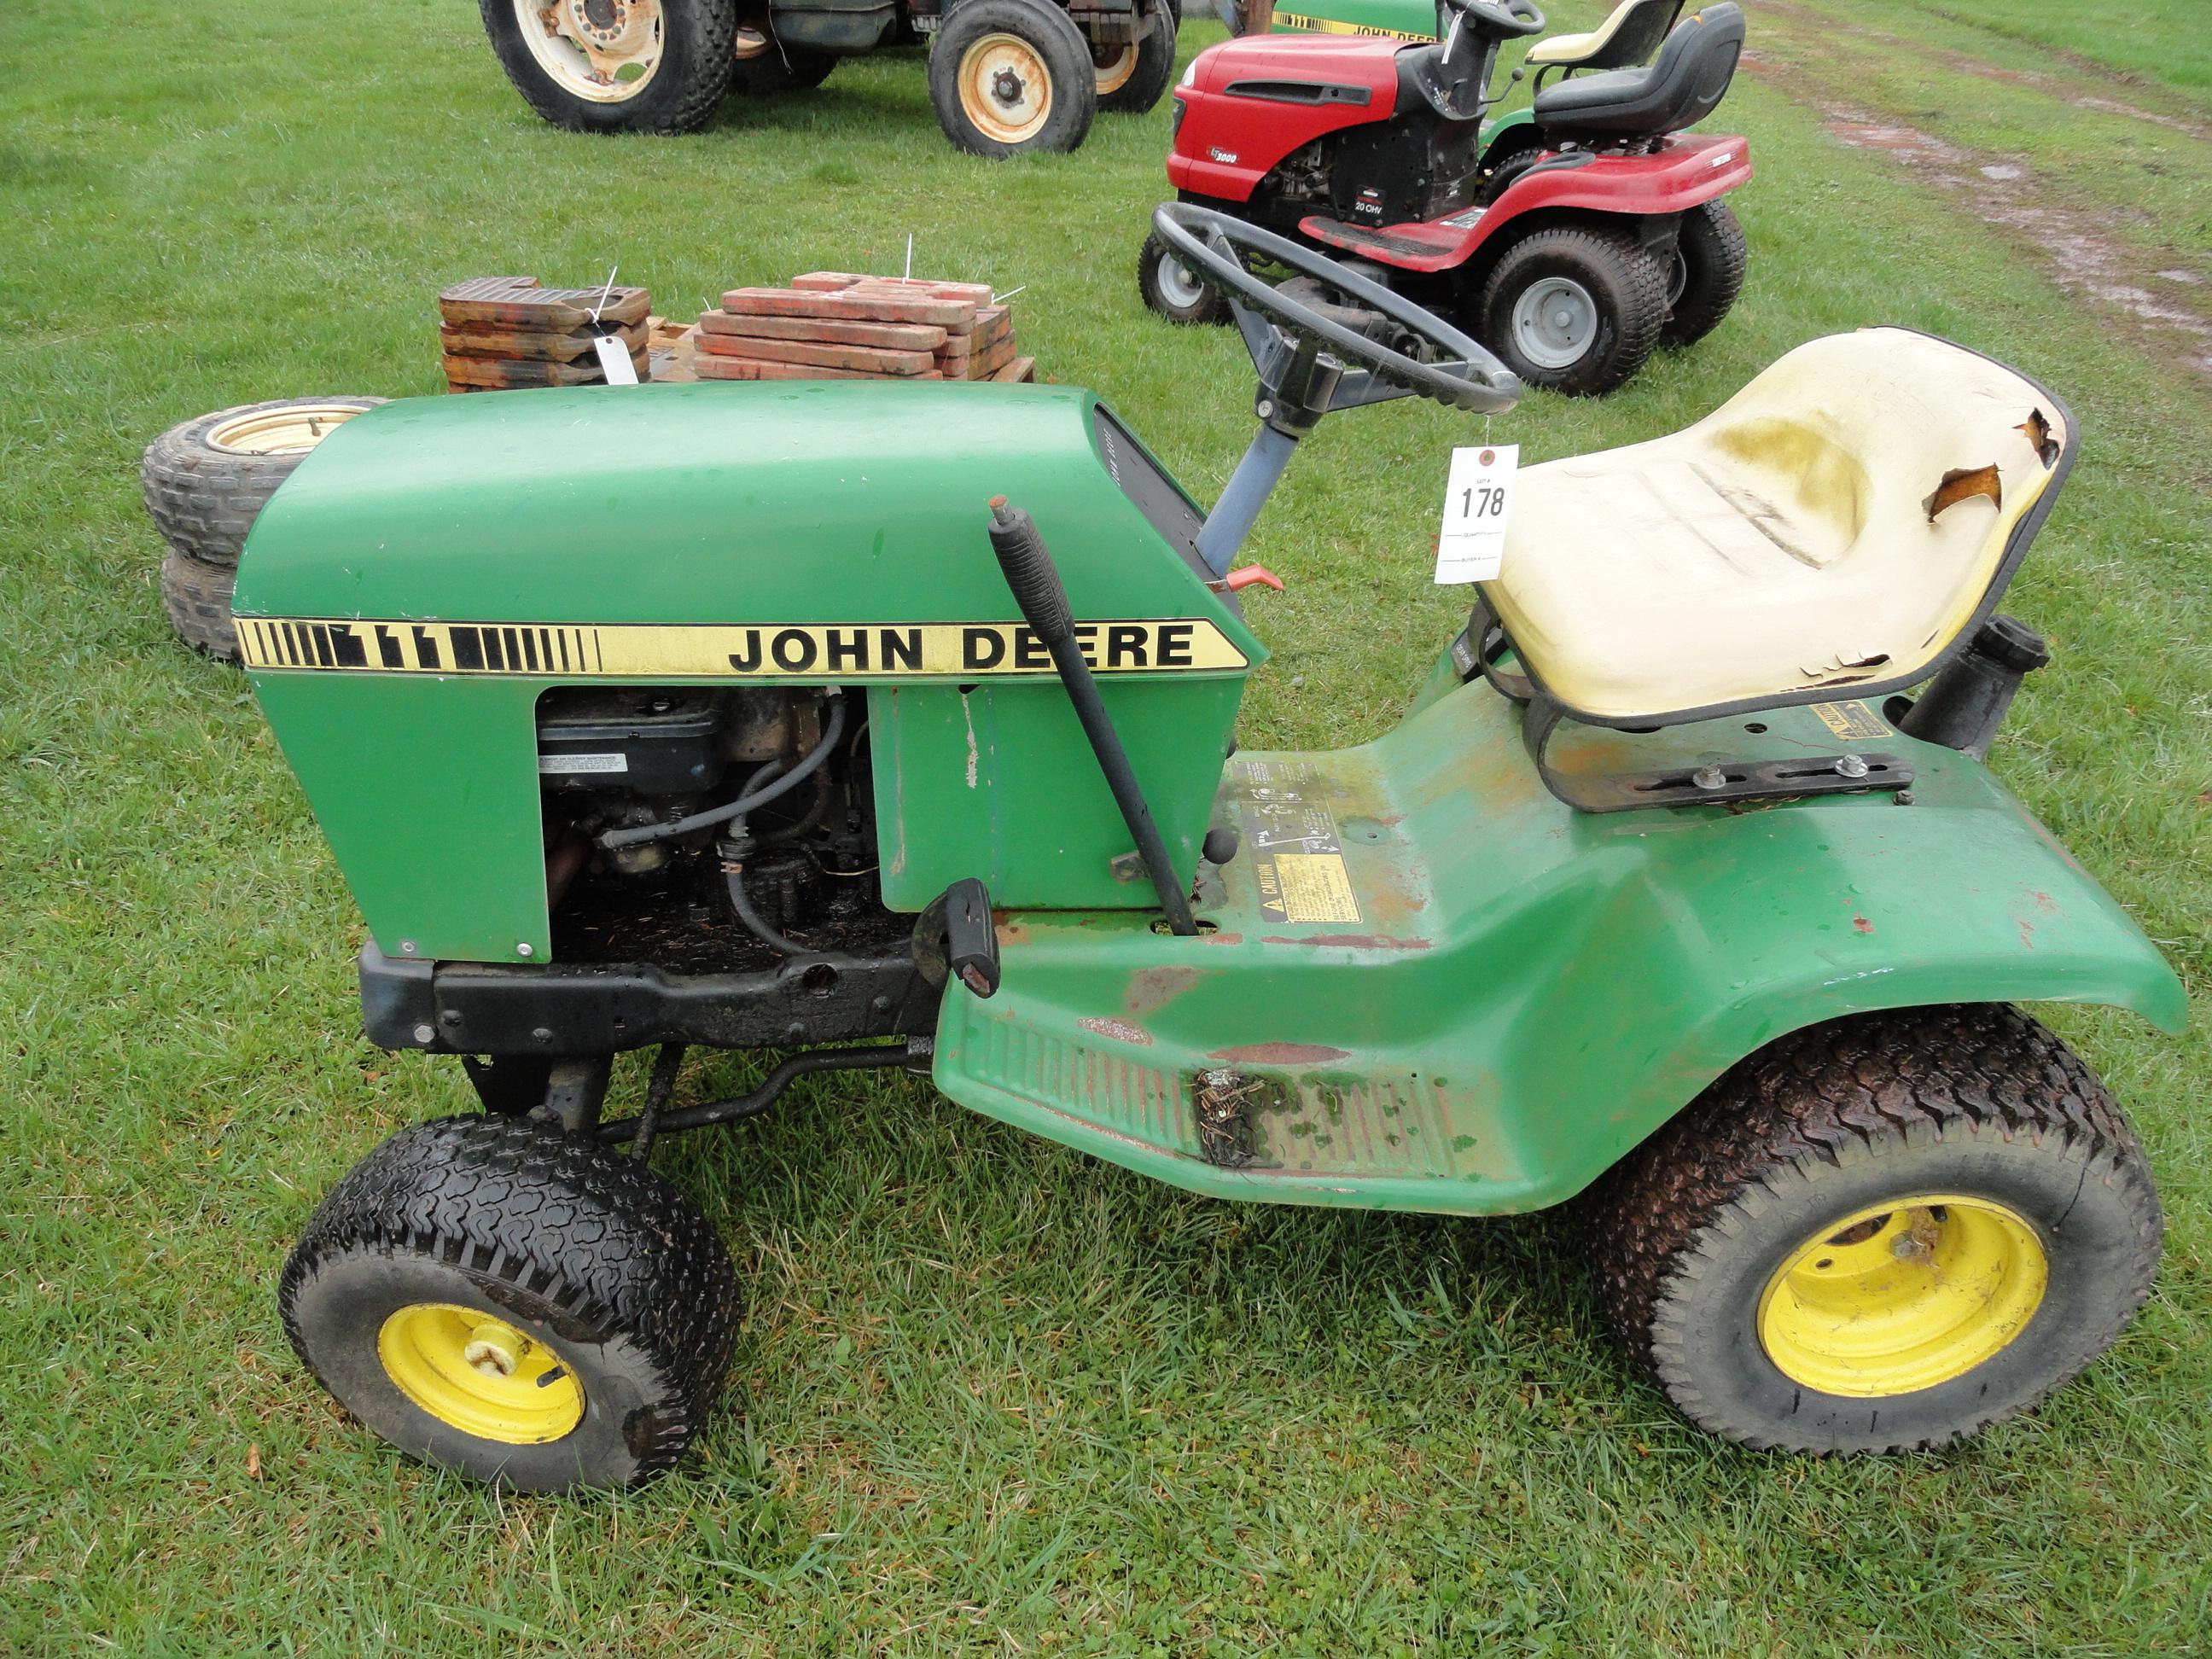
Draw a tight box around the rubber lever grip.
[1223,564,1284,592]
[987,497,1074,644]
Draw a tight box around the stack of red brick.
[439,277,653,392]
[694,272,1034,384]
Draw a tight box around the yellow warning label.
[1274,12,1430,39]
[1272,853,1362,924]
[1810,700,1889,741]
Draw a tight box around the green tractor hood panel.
[234,384,1264,960]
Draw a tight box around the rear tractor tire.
[1138,229,1229,326]
[1477,224,1668,397]
[280,1115,742,1491]
[1661,198,1748,350]
[1588,1004,2163,1455]
[480,0,739,135]
[929,0,1097,158]
[1093,0,1179,114]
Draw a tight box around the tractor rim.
[959,32,1053,144]
[1757,1195,2049,1397]
[206,403,370,457]
[377,1302,585,1443]
[1510,275,1598,369]
[1091,38,1138,95]
[1155,250,1207,311]
[514,0,665,102]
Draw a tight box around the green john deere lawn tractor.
[244,204,2181,1491]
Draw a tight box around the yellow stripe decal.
[1273,13,1431,40]
[234,618,1249,678]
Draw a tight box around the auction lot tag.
[593,333,639,386]
[1434,443,1517,584]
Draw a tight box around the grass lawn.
[2,0,2208,1652]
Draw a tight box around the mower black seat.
[1530,2,1742,137]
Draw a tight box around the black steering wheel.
[1150,202,1522,416]
[1446,0,1546,36]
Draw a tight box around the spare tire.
[160,551,240,662]
[141,397,385,569]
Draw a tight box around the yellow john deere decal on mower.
[235,617,1249,678]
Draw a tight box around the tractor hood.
[233,380,1262,672]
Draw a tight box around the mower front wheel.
[1138,230,1230,326]
[1588,1004,2162,1454]
[1661,199,1749,349]
[280,1115,741,1491]
[1477,224,1667,397]
[930,0,1097,158]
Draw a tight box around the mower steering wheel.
[1444,0,1545,38]
[1150,203,1522,416]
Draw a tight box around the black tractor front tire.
[1588,1004,2162,1455]
[929,0,1097,158]
[1137,229,1229,325]
[1662,199,1749,349]
[1094,1,1179,114]
[280,1115,742,1491]
[1477,224,1668,397]
[480,0,740,135]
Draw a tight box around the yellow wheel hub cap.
[959,33,1053,144]
[1758,1195,2048,1397]
[377,1303,585,1444]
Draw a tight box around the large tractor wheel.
[929,0,1097,158]
[141,397,385,569]
[1137,229,1229,325]
[480,0,739,135]
[1093,0,1179,114]
[280,1115,742,1491]
[1661,198,1749,349]
[1476,224,1667,397]
[1588,1004,2162,1455]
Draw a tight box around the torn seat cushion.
[1481,328,2069,722]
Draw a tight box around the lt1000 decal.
[235,618,1249,678]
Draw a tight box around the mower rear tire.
[1094,1,1179,114]
[1138,230,1230,326]
[141,397,386,568]
[1662,199,1748,349]
[480,0,739,136]
[1477,224,1667,397]
[930,0,1097,158]
[159,551,240,661]
[1588,1004,2162,1455]
[280,1114,741,1491]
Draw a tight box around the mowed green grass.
[3,1,2209,1652]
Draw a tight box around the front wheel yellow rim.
[1757,1195,2048,1397]
[377,1302,585,1444]
[958,32,1053,144]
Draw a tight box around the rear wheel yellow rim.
[1757,1195,2047,1397]
[377,1302,585,1444]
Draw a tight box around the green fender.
[934,676,2185,1215]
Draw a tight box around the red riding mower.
[1142,0,1750,393]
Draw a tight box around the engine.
[534,685,888,970]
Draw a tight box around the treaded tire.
[1095,0,1178,114]
[1662,199,1748,349]
[159,551,239,661]
[280,1115,741,1491]
[1137,229,1229,326]
[479,0,738,135]
[1588,1004,2162,1455]
[1478,224,1667,397]
[929,0,1097,158]
[140,397,386,568]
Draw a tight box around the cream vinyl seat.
[1480,329,2072,724]
[1524,0,1682,70]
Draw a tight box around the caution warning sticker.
[1810,700,1889,741]
[1239,760,1362,927]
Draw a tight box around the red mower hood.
[1185,33,1405,96]
[1170,36,1404,202]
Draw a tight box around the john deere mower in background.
[241,201,2180,1490]
[480,0,1179,154]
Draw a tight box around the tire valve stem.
[537,1366,568,1388]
